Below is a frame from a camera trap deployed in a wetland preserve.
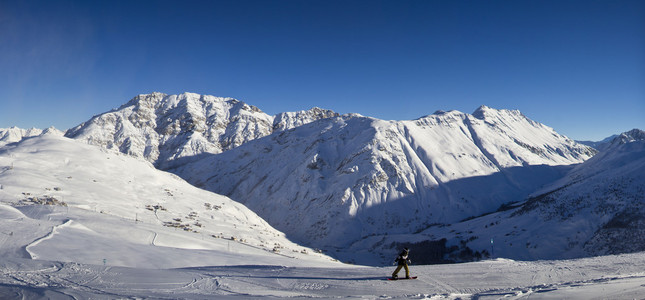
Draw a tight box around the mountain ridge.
[64,92,338,168]
[576,129,644,152]
[159,96,595,262]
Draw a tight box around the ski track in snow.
[4,247,645,299]
[2,261,645,299]
[24,219,71,260]
[148,230,158,246]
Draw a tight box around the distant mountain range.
[3,92,642,265]
[0,127,44,147]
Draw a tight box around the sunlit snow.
[1,103,644,298]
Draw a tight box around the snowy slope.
[399,129,645,263]
[2,252,645,299]
[170,107,595,263]
[0,134,339,268]
[65,92,337,169]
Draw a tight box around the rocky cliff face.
[64,92,337,168]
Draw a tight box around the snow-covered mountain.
[548,129,645,256]
[64,92,337,168]
[273,107,340,132]
[0,126,47,147]
[3,93,645,297]
[0,133,338,268]
[597,128,645,151]
[168,104,595,263]
[400,129,645,263]
[577,135,618,151]
[0,133,643,297]
[64,92,632,265]
[576,129,644,152]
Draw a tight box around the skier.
[391,247,411,279]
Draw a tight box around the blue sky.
[1,0,643,141]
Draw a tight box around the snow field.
[0,134,339,268]
[2,253,645,299]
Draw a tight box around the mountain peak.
[471,105,524,120]
[0,126,43,147]
[431,109,462,116]
[66,92,275,167]
[471,105,494,120]
[272,107,339,131]
[610,129,645,147]
[66,92,339,167]
[42,126,63,136]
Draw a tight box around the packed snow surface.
[2,252,645,299]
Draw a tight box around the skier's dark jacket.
[395,250,410,266]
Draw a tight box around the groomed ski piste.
[3,242,645,299]
[2,134,645,299]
